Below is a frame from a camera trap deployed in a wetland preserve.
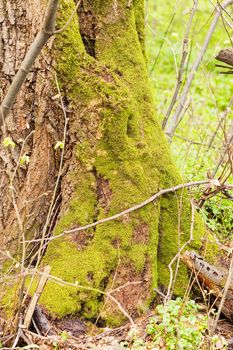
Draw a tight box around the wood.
[0,0,60,269]
[24,265,51,329]
[33,305,53,335]
[181,251,233,320]
[216,48,233,66]
[0,0,58,124]
[215,48,233,73]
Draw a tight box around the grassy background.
[146,0,233,238]
[146,0,233,180]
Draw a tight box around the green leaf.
[20,154,30,165]
[3,137,15,148]
[60,330,69,341]
[54,141,64,150]
[146,324,156,335]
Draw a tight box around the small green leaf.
[52,341,59,350]
[146,324,156,335]
[3,137,15,148]
[60,330,69,341]
[20,154,30,165]
[54,141,64,150]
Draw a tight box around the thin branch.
[53,0,81,34]
[23,180,233,245]
[213,96,233,176]
[165,0,233,141]
[28,270,138,325]
[162,0,198,129]
[165,199,195,302]
[23,75,69,308]
[172,133,220,149]
[49,180,209,240]
[149,11,176,75]
[34,73,69,266]
[23,266,51,329]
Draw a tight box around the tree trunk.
[0,0,204,327]
[0,0,61,253]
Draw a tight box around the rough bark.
[0,0,205,327]
[0,0,62,258]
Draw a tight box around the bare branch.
[165,199,196,302]
[28,269,139,325]
[149,11,176,74]
[162,0,198,129]
[24,266,51,329]
[165,0,233,141]
[49,180,209,240]
[53,0,81,34]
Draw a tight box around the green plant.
[129,329,146,350]
[20,153,30,165]
[54,141,64,150]
[146,298,208,350]
[200,197,233,240]
[3,137,15,148]
[60,330,69,341]
[52,341,59,350]
[121,328,146,350]
[211,334,228,349]
[122,298,228,349]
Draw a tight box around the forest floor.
[12,312,233,350]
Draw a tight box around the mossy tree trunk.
[0,0,204,326]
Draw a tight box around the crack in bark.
[93,167,112,216]
[77,0,97,57]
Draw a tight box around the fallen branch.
[181,250,233,320]
[212,252,233,333]
[24,266,51,329]
[216,48,233,67]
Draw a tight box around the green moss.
[158,194,204,295]
[201,231,223,264]
[54,172,97,232]
[0,277,21,320]
[133,0,146,56]
[38,0,207,325]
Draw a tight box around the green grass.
[146,0,233,180]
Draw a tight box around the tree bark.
[0,0,204,327]
[0,0,67,255]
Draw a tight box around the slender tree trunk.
[0,0,204,327]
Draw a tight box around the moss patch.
[39,0,206,325]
